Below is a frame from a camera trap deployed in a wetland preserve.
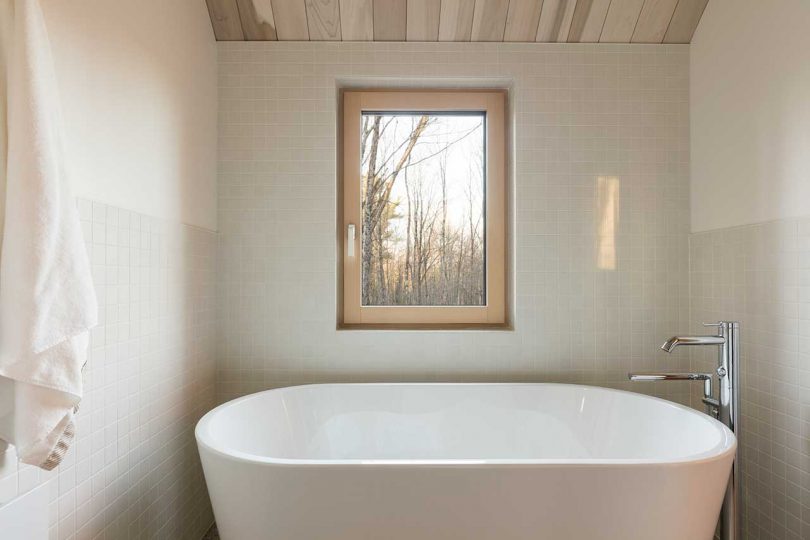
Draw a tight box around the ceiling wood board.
[504,0,544,42]
[208,0,711,44]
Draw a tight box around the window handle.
[347,224,356,257]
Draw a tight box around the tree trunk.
[404,165,412,304]
[361,116,382,305]
[376,214,386,304]
[440,156,448,304]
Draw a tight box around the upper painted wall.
[690,0,810,232]
[39,0,218,230]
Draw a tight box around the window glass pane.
[359,113,485,306]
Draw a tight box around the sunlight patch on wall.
[596,176,620,271]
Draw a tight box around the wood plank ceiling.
[206,0,708,43]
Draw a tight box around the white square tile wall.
[216,42,692,403]
[691,218,810,540]
[0,199,216,539]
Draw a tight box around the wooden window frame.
[339,89,508,329]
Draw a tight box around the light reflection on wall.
[596,176,620,270]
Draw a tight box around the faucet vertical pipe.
[718,322,740,540]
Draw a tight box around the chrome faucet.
[628,322,740,540]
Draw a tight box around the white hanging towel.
[0,0,97,470]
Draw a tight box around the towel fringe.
[40,415,74,470]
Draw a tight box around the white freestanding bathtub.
[196,384,735,540]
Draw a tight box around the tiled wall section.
[691,219,810,540]
[0,200,216,539]
[217,42,692,402]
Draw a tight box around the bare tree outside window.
[359,113,485,306]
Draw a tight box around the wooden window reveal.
[340,90,507,328]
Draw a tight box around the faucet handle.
[702,322,722,327]
[629,372,714,402]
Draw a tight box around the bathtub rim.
[195,382,736,468]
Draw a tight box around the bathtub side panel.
[198,451,733,540]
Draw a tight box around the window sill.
[337,323,514,332]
